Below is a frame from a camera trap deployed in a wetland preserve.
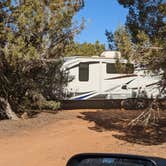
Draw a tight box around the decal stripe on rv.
[70,91,96,100]
[105,74,137,80]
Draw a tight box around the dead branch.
[0,97,19,120]
[128,99,161,127]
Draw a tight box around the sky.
[74,0,128,46]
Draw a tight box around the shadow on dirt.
[78,109,166,145]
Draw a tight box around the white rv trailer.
[62,51,163,100]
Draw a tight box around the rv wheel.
[121,99,135,110]
[135,99,148,109]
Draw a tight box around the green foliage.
[41,101,61,110]
[0,57,66,113]
[117,0,166,71]
[22,90,61,110]
[1,0,84,65]
[105,26,133,60]
[114,26,133,60]
[65,41,105,56]
[117,0,166,98]
[105,30,115,50]
[115,59,134,74]
[0,0,84,118]
[118,0,166,43]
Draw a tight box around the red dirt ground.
[0,109,165,166]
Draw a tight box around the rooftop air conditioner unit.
[100,51,121,59]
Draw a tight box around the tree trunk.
[0,97,19,120]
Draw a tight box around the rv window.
[106,63,134,74]
[79,63,89,81]
[106,63,117,73]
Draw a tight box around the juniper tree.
[65,40,105,56]
[0,0,84,119]
[117,0,166,126]
[117,0,166,80]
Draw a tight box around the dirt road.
[0,109,165,166]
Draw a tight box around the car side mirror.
[67,153,158,166]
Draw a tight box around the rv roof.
[62,56,129,70]
[64,56,121,61]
